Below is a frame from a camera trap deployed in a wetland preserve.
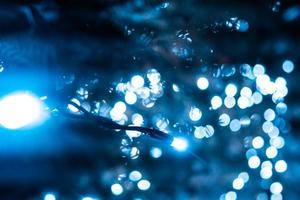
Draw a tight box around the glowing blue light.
[171,137,188,151]
[282,60,294,73]
[111,183,123,196]
[0,92,48,129]
[150,147,162,158]
[44,193,56,200]
[82,197,97,200]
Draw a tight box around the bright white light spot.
[131,75,145,88]
[282,60,294,73]
[260,167,273,179]
[266,146,278,159]
[171,137,188,151]
[240,87,252,98]
[197,77,209,90]
[276,102,287,114]
[82,197,96,200]
[232,177,244,190]
[270,182,283,194]
[111,183,123,196]
[189,107,202,121]
[238,172,249,183]
[44,193,56,200]
[211,95,222,110]
[275,160,287,173]
[129,170,142,182]
[225,84,237,97]
[125,91,137,105]
[68,98,81,113]
[252,136,264,149]
[229,119,241,132]
[253,64,265,76]
[224,96,236,108]
[150,147,162,159]
[248,155,261,169]
[219,113,230,126]
[237,96,249,109]
[132,113,144,126]
[137,179,151,191]
[126,125,141,138]
[147,69,161,84]
[172,84,180,92]
[225,191,237,200]
[271,193,283,200]
[114,101,127,113]
[270,136,285,149]
[0,92,48,129]
[264,108,276,121]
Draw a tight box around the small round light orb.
[150,147,162,159]
[275,160,287,173]
[252,136,264,149]
[240,87,252,98]
[270,182,283,194]
[282,60,294,73]
[229,119,241,132]
[44,193,56,200]
[224,96,236,108]
[225,191,237,200]
[237,96,249,109]
[232,177,244,190]
[264,108,276,121]
[171,137,188,151]
[248,155,261,169]
[111,183,123,196]
[125,91,137,105]
[132,113,144,126]
[0,92,48,129]
[129,170,142,182]
[197,77,209,90]
[219,113,230,126]
[253,64,265,76]
[266,146,278,159]
[211,95,222,110]
[225,84,238,97]
[260,167,273,179]
[189,107,202,121]
[114,101,127,113]
[131,75,145,88]
[238,172,249,183]
[137,179,151,191]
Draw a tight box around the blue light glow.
[0,92,48,129]
[171,137,188,151]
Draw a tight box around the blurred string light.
[14,62,290,199]
[0,92,48,129]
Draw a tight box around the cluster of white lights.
[116,69,164,108]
